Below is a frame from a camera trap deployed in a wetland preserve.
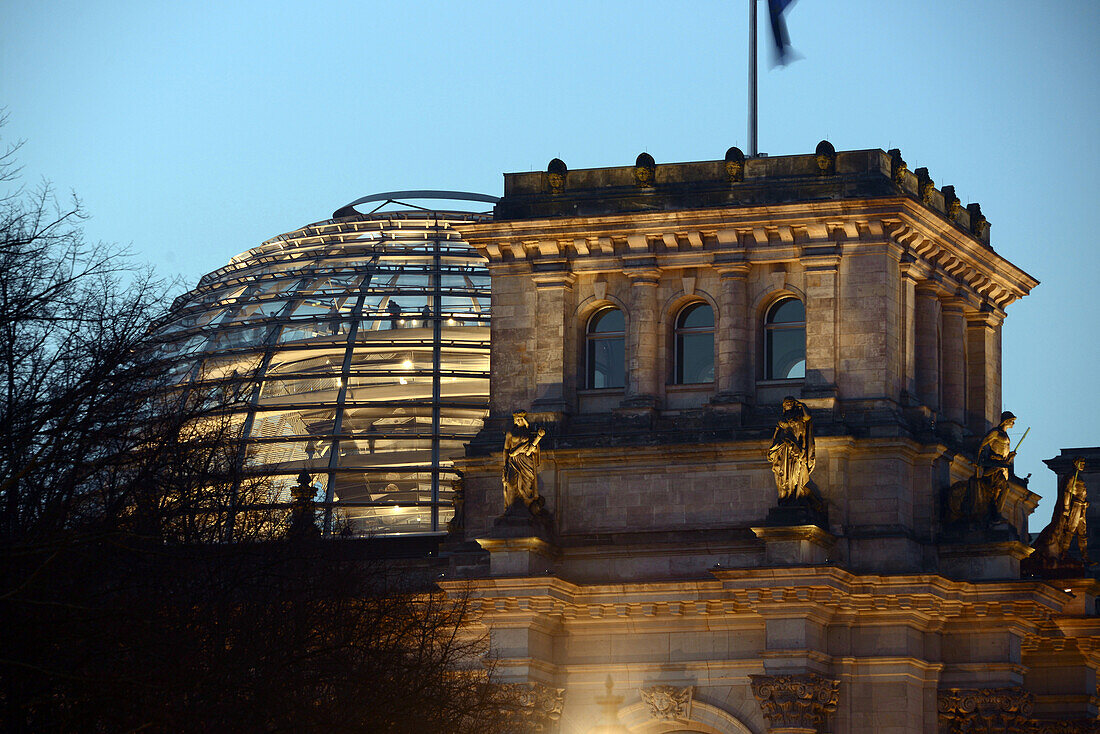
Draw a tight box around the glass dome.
[157,195,493,537]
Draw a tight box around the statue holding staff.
[502,411,546,513]
[767,397,815,503]
[1031,457,1089,568]
[944,410,1027,525]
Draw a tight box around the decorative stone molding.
[502,681,565,732]
[749,673,839,732]
[1027,721,1100,734]
[937,687,1034,733]
[639,685,693,721]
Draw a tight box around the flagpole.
[748,0,758,157]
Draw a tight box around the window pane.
[588,336,625,388]
[767,328,806,379]
[768,298,805,324]
[589,308,624,334]
[677,332,714,383]
[678,303,714,329]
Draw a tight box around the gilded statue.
[1031,457,1089,568]
[944,411,1023,525]
[767,397,815,503]
[502,411,546,514]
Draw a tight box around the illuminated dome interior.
[159,193,494,536]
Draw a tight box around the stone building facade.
[443,147,1099,734]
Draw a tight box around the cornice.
[442,570,1075,627]
[454,197,1035,312]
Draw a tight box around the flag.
[767,0,798,66]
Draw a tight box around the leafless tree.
[0,120,524,733]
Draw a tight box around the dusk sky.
[3,1,1097,522]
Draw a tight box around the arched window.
[674,302,714,384]
[586,307,625,389]
[764,298,806,380]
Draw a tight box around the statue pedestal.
[476,502,557,576]
[751,525,836,565]
[938,540,1033,581]
[1056,579,1100,616]
[753,502,834,566]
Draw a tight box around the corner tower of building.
[441,148,1099,734]
[454,147,1038,575]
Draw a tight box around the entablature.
[456,197,1036,312]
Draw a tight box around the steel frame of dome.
[158,194,493,537]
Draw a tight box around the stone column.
[622,268,660,410]
[966,310,1003,437]
[749,674,839,734]
[714,263,750,405]
[802,255,840,404]
[940,298,968,433]
[530,270,575,416]
[914,285,942,412]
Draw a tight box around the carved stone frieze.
[1027,721,1100,734]
[639,685,693,721]
[750,673,839,732]
[937,687,1034,733]
[502,681,565,732]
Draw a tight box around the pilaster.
[914,284,943,412]
[530,269,575,417]
[621,267,661,410]
[802,253,840,403]
[966,309,1004,437]
[940,297,969,435]
[714,263,751,409]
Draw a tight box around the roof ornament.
[633,152,656,189]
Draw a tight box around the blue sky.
[3,0,1097,523]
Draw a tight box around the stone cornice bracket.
[750,673,839,733]
[639,685,693,722]
[502,681,565,732]
[937,687,1034,734]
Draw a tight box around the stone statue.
[767,397,815,503]
[1031,457,1089,569]
[944,411,1020,526]
[502,411,546,514]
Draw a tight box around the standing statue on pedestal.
[503,411,546,514]
[1030,457,1089,570]
[767,397,815,504]
[944,411,1023,526]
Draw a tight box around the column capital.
[940,296,970,314]
[530,271,576,289]
[937,687,1033,734]
[625,268,661,286]
[965,309,1004,328]
[715,261,751,279]
[750,673,839,734]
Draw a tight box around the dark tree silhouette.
[0,121,522,733]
